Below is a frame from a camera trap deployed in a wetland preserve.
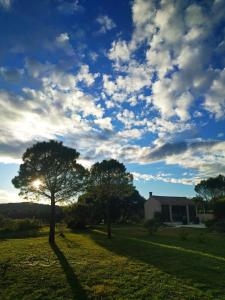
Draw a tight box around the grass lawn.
[1,225,225,299]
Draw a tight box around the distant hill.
[0,202,64,221]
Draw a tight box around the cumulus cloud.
[108,40,130,63]
[55,32,74,56]
[94,117,113,131]
[76,64,98,86]
[105,0,225,122]
[204,69,225,119]
[96,15,116,33]
[0,60,107,163]
[0,0,225,193]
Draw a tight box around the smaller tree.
[88,159,134,238]
[192,195,204,215]
[12,140,88,244]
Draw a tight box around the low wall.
[197,213,214,223]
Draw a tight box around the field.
[1,225,225,300]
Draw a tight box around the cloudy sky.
[0,0,225,203]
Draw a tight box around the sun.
[32,179,42,189]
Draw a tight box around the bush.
[205,218,225,233]
[65,203,90,230]
[0,216,41,232]
[213,199,225,220]
[144,218,161,235]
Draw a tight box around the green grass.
[1,225,225,299]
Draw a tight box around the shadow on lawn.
[50,242,88,300]
[89,229,225,297]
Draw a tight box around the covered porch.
[161,204,196,224]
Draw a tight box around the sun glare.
[32,179,42,189]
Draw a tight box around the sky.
[0,0,225,203]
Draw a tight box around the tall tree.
[88,159,133,238]
[12,140,88,244]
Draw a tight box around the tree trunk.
[106,199,111,239]
[49,194,56,244]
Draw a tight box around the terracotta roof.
[149,195,194,205]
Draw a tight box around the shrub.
[205,218,225,233]
[65,203,90,230]
[144,218,161,235]
[0,217,41,232]
[213,199,225,220]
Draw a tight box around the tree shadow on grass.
[88,229,225,298]
[50,242,88,300]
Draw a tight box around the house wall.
[144,198,161,220]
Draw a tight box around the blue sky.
[0,0,225,203]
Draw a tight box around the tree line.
[12,140,225,243]
[12,140,144,244]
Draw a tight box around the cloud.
[118,128,144,140]
[0,59,108,163]
[96,15,116,33]
[57,0,84,14]
[0,0,225,192]
[0,0,11,10]
[0,67,24,82]
[76,64,98,86]
[204,69,225,119]
[55,33,74,56]
[106,0,225,123]
[145,140,220,161]
[0,189,21,203]
[132,172,199,186]
[108,40,130,63]
[94,117,113,131]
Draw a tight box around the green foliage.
[77,188,145,225]
[0,202,63,222]
[213,198,225,219]
[144,218,161,235]
[78,191,104,224]
[65,202,90,230]
[88,159,134,201]
[12,140,88,203]
[195,174,225,201]
[88,159,134,238]
[205,219,225,233]
[12,140,88,243]
[0,216,41,232]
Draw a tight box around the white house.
[144,192,196,224]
